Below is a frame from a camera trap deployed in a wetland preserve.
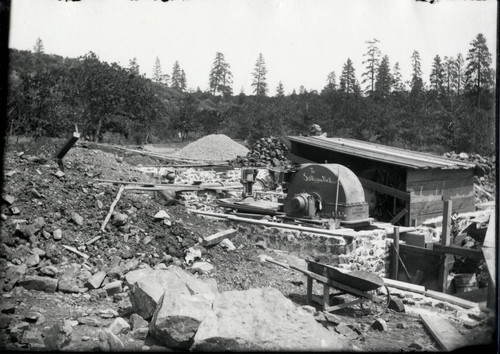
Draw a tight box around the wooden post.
[306,262,313,305]
[438,200,453,293]
[322,268,329,311]
[392,226,400,280]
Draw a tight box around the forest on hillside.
[6,34,496,155]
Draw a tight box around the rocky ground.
[0,139,496,351]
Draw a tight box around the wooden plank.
[406,168,473,184]
[410,196,475,217]
[420,312,471,351]
[409,186,474,203]
[399,243,437,256]
[358,177,411,202]
[202,229,237,246]
[407,177,474,192]
[432,244,484,260]
[383,278,426,294]
[425,290,478,309]
[438,200,453,293]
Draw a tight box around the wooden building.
[286,136,477,226]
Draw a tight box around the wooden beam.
[425,290,478,309]
[358,177,411,202]
[392,226,400,280]
[438,200,453,293]
[383,278,426,294]
[389,208,408,224]
[420,313,471,351]
[192,210,357,238]
[432,244,483,260]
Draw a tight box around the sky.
[8,0,498,95]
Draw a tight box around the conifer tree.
[208,52,233,96]
[275,81,285,97]
[375,55,392,98]
[339,58,357,94]
[361,39,381,95]
[251,53,268,96]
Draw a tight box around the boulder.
[154,210,170,219]
[57,264,81,293]
[191,261,214,274]
[130,314,148,330]
[132,327,149,340]
[25,253,41,267]
[98,329,124,351]
[127,266,217,321]
[192,287,353,351]
[149,284,217,348]
[86,271,107,290]
[43,320,73,351]
[117,295,134,317]
[220,238,236,251]
[70,212,84,226]
[19,275,58,293]
[371,318,388,331]
[4,264,27,290]
[108,317,130,335]
[111,212,128,227]
[53,229,63,241]
[103,281,122,296]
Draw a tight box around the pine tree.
[180,69,187,92]
[375,55,392,98]
[442,56,456,95]
[208,52,233,96]
[410,50,424,94]
[128,57,140,75]
[324,71,337,91]
[361,39,381,95]
[429,55,444,93]
[454,53,465,96]
[465,33,493,106]
[33,37,44,54]
[152,57,163,83]
[339,58,357,94]
[392,62,404,92]
[251,53,268,96]
[171,61,185,91]
[275,81,285,97]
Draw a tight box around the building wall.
[406,168,475,224]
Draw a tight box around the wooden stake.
[101,185,125,232]
[438,200,453,293]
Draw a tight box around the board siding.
[406,168,475,222]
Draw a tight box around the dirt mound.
[176,135,249,161]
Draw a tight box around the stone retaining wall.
[232,222,391,278]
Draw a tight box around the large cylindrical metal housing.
[283,164,369,221]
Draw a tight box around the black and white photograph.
[1,0,497,351]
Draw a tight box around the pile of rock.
[235,137,292,168]
[176,135,249,161]
[444,152,496,204]
[123,266,352,351]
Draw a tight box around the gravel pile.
[176,135,249,161]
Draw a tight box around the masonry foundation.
[231,222,391,278]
